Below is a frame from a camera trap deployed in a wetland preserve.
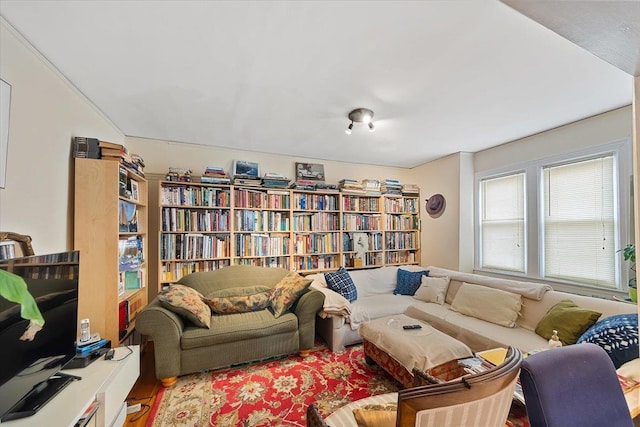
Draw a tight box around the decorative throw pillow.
[450,282,522,328]
[413,276,450,305]
[535,299,602,345]
[394,268,429,296]
[204,291,272,314]
[158,284,211,328]
[577,313,638,368]
[352,403,398,427]
[325,267,358,302]
[269,271,312,318]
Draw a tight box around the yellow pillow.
[352,403,397,427]
[450,282,522,327]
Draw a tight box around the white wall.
[474,106,632,172]
[410,153,464,270]
[126,137,414,184]
[0,19,124,253]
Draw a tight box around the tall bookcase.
[292,191,340,272]
[384,195,421,265]
[341,195,383,268]
[233,187,291,269]
[159,182,232,285]
[74,158,148,345]
[157,181,420,290]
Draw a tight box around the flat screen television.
[0,250,79,421]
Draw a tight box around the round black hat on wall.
[425,194,446,218]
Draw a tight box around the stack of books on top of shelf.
[262,173,290,188]
[381,179,403,195]
[200,166,231,184]
[338,178,366,194]
[315,182,339,193]
[290,179,317,191]
[233,173,262,187]
[99,140,145,176]
[402,183,420,196]
[362,179,382,195]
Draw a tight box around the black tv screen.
[0,251,79,421]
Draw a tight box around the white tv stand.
[1,346,140,427]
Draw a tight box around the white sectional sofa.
[310,265,636,353]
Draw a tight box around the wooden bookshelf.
[157,181,420,290]
[74,158,148,345]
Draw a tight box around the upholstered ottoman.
[360,314,473,387]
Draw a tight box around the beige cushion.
[413,276,450,305]
[534,299,601,345]
[158,284,211,328]
[450,282,522,328]
[352,403,398,427]
[269,271,312,318]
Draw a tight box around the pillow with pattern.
[204,291,272,314]
[269,271,312,318]
[394,268,429,295]
[325,267,358,302]
[577,313,638,368]
[158,284,211,328]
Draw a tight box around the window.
[479,173,525,272]
[542,156,615,287]
[475,140,631,290]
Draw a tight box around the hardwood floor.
[124,342,161,426]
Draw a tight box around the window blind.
[480,173,525,272]
[542,155,615,287]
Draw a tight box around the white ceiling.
[0,1,635,168]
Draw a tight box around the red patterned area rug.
[147,344,400,426]
[147,344,530,426]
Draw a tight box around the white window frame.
[474,139,632,292]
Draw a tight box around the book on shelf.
[118,236,143,271]
[98,140,126,151]
[118,200,138,232]
[119,269,143,290]
[119,300,130,333]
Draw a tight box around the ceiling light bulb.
[368,122,375,132]
[345,122,353,135]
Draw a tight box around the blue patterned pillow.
[577,313,638,368]
[394,269,429,295]
[325,267,357,302]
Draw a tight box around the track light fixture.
[345,122,353,135]
[345,108,375,135]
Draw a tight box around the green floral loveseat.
[136,265,324,386]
